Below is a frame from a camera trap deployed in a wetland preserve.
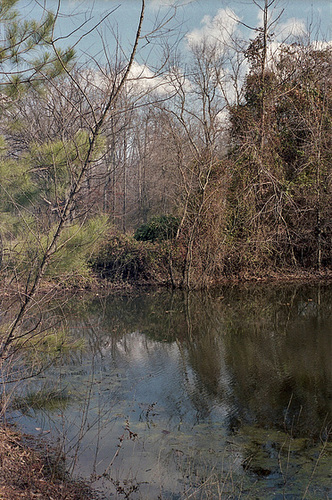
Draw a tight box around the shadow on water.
[8,283,332,498]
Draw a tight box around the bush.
[90,231,163,283]
[134,215,179,242]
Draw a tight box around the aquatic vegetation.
[13,387,71,413]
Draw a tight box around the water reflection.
[82,285,331,437]
[16,284,332,498]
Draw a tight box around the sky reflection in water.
[17,284,332,498]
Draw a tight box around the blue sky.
[18,0,331,65]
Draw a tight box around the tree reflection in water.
[15,284,331,498]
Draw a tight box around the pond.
[12,284,332,499]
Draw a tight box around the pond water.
[13,284,332,499]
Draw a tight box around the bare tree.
[154,24,234,287]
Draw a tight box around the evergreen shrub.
[134,215,179,242]
[90,230,170,284]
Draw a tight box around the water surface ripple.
[16,284,332,499]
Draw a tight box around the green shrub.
[89,227,180,284]
[134,215,179,242]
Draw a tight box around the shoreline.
[0,425,101,500]
[1,268,331,299]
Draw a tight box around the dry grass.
[0,426,99,500]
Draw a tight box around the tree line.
[0,0,330,323]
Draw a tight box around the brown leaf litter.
[0,426,99,499]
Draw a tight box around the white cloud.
[128,61,157,82]
[311,40,332,50]
[186,8,240,52]
[276,18,307,40]
[127,61,191,96]
[256,6,274,28]
[255,5,307,41]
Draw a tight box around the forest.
[0,0,331,351]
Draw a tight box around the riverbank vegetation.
[0,0,331,496]
[0,2,330,298]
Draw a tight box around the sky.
[18,0,331,67]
